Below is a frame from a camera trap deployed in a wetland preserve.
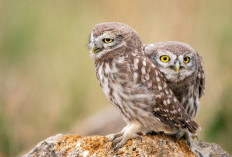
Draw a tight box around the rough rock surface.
[24,134,230,157]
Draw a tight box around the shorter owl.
[144,41,205,120]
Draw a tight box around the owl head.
[89,22,143,61]
[144,41,200,82]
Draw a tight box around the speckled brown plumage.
[89,22,200,149]
[144,41,205,120]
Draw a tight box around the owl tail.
[186,120,201,134]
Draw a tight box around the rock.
[24,134,230,157]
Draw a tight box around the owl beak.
[92,46,102,54]
[174,60,180,72]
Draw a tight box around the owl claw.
[176,130,186,140]
[164,129,197,148]
[107,124,142,151]
[111,135,123,147]
[175,129,198,148]
[191,134,198,140]
[113,138,128,151]
[112,133,142,151]
[105,134,114,143]
[112,132,124,141]
[135,134,143,142]
[106,132,123,143]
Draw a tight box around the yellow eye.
[103,38,114,44]
[183,56,190,63]
[160,55,170,62]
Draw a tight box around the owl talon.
[135,134,143,142]
[174,129,195,148]
[106,132,124,143]
[161,129,196,148]
[105,134,114,143]
[109,124,142,150]
[112,136,123,147]
[112,133,141,151]
[176,130,186,140]
[192,134,198,140]
[112,132,123,141]
[113,137,129,151]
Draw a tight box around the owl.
[89,22,200,150]
[144,42,205,120]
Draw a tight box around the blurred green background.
[0,0,232,156]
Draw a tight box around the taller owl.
[89,22,199,150]
[144,42,205,120]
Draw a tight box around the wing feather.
[130,55,200,133]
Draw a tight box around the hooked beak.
[173,60,180,72]
[92,46,102,54]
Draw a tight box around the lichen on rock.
[24,134,230,157]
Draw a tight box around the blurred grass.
[0,0,232,156]
[205,85,232,153]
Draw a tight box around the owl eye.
[183,56,190,63]
[160,55,170,63]
[103,38,114,44]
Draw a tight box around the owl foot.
[106,132,124,143]
[166,129,197,148]
[112,133,142,151]
[107,124,142,151]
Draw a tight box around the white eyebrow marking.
[94,31,113,41]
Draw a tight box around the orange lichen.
[45,134,196,156]
[24,134,230,157]
[80,136,108,156]
[55,134,81,155]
